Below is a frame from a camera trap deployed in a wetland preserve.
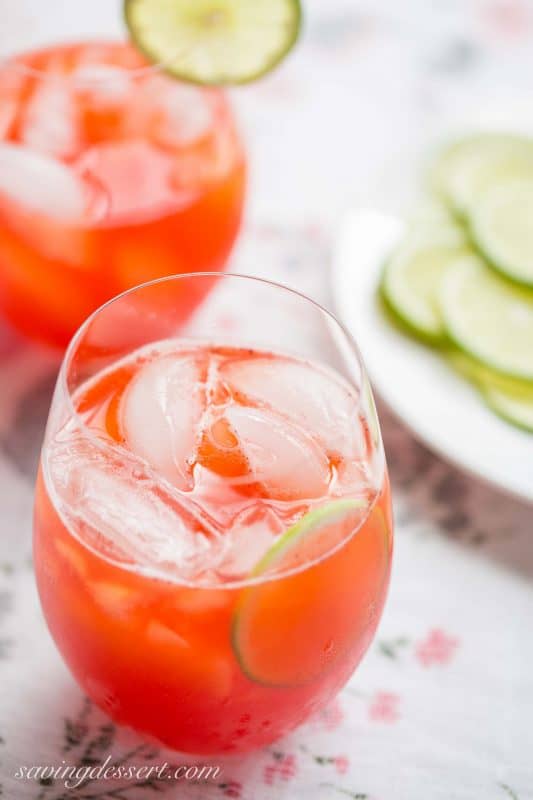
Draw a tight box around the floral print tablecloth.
[1,2,533,799]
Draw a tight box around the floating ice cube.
[224,406,330,500]
[222,356,360,456]
[331,458,374,499]
[20,80,81,158]
[144,78,213,148]
[74,65,132,103]
[0,98,17,139]
[91,581,141,619]
[49,435,216,578]
[121,353,206,490]
[0,142,91,221]
[215,505,284,580]
[75,140,192,222]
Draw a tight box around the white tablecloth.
[1,2,533,798]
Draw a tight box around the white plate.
[331,208,533,505]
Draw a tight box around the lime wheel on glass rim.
[125,0,302,85]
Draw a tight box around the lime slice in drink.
[482,385,533,433]
[124,0,302,85]
[232,498,383,687]
[431,133,533,216]
[439,254,533,381]
[469,179,533,287]
[380,223,467,343]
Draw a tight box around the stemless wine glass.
[34,273,393,755]
[0,0,246,348]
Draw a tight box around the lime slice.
[446,350,533,431]
[482,385,533,433]
[446,349,533,395]
[469,179,533,287]
[459,152,533,214]
[380,225,467,343]
[124,0,302,85]
[431,133,533,216]
[232,498,388,687]
[439,254,533,381]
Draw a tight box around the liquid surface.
[47,342,378,585]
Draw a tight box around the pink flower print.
[484,0,531,39]
[263,764,276,786]
[369,691,400,723]
[334,755,350,775]
[416,629,459,667]
[305,222,325,243]
[222,781,242,798]
[320,697,345,731]
[279,754,297,781]
[263,753,298,785]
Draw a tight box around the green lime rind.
[378,280,444,346]
[430,133,533,217]
[482,386,533,433]
[468,178,533,289]
[439,254,533,383]
[379,221,468,344]
[446,349,533,395]
[446,350,533,433]
[124,0,302,86]
[250,498,365,577]
[231,498,365,686]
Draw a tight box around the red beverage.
[0,42,245,347]
[35,334,392,754]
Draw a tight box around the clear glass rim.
[1,38,168,85]
[45,271,382,590]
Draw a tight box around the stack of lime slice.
[380,133,533,432]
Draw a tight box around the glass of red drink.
[34,273,393,754]
[0,1,246,348]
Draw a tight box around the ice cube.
[75,140,192,222]
[331,458,374,499]
[74,65,132,104]
[224,406,330,500]
[0,97,17,139]
[49,435,216,578]
[54,537,88,578]
[215,505,284,580]
[223,356,360,457]
[121,353,206,491]
[0,142,91,221]
[144,77,213,148]
[0,71,25,139]
[20,80,81,158]
[91,582,141,619]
